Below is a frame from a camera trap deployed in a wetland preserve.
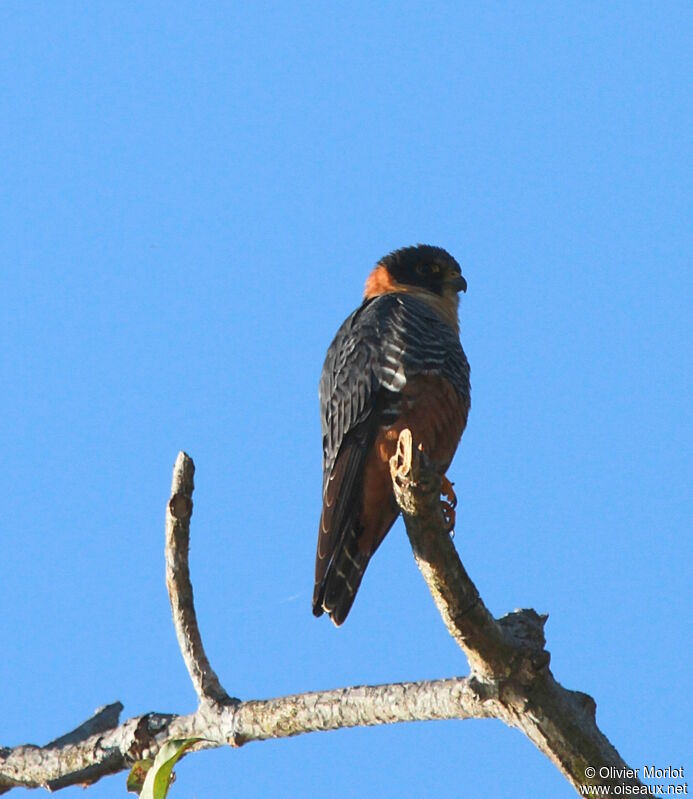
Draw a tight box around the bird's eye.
[430,263,440,273]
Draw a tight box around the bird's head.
[364,244,467,302]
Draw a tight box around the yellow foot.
[441,474,457,535]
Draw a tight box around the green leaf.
[138,738,205,799]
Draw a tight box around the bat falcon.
[313,244,470,626]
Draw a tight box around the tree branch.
[0,452,490,795]
[165,452,231,706]
[0,447,645,796]
[389,428,644,794]
[45,702,124,748]
[0,676,491,793]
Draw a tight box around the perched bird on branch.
[313,245,470,625]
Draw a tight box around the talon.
[441,474,457,509]
[440,474,458,535]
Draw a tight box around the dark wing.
[312,302,382,622]
[313,294,470,624]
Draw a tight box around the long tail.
[313,520,369,626]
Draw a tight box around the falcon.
[313,244,470,626]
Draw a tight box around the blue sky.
[1,2,691,797]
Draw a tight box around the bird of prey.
[313,244,470,626]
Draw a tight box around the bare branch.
[46,702,124,748]
[0,676,490,793]
[229,675,492,744]
[390,428,644,795]
[165,451,231,705]
[0,447,644,797]
[0,711,175,794]
[389,429,513,677]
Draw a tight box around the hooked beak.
[450,274,467,293]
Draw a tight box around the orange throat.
[363,264,399,298]
[363,264,460,332]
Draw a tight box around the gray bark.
[0,447,643,796]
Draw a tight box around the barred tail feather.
[313,526,369,626]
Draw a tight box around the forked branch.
[0,446,642,796]
[389,428,644,794]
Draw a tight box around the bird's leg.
[416,443,457,534]
[441,474,457,507]
[440,474,457,535]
